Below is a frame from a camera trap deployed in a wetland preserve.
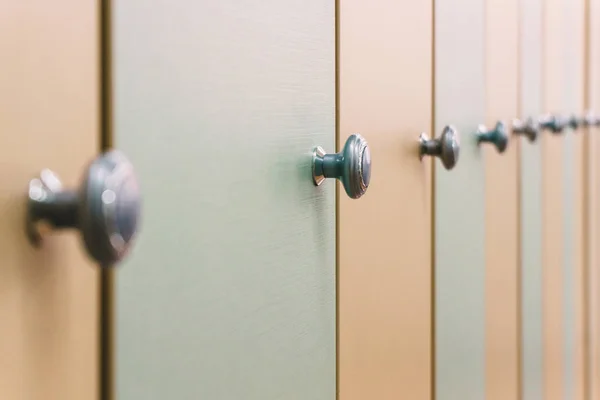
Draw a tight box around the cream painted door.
[519,0,544,398]
[586,0,600,397]
[0,2,100,399]
[337,0,433,398]
[112,0,336,399]
[484,0,520,398]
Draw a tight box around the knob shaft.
[512,117,539,142]
[312,134,371,199]
[539,114,565,134]
[419,125,460,170]
[476,121,508,153]
[27,150,141,266]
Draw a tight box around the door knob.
[539,114,565,134]
[419,125,460,170]
[567,114,580,130]
[312,133,371,199]
[582,111,600,127]
[512,117,539,142]
[476,121,508,153]
[26,150,141,266]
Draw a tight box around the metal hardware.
[312,133,371,199]
[26,150,141,266]
[539,114,565,134]
[512,117,540,142]
[582,111,600,127]
[419,125,460,170]
[475,121,508,153]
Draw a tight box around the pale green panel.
[561,0,585,396]
[434,0,486,397]
[113,1,336,399]
[519,0,544,398]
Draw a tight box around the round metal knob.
[582,111,600,127]
[539,114,565,134]
[419,125,460,170]
[512,117,540,142]
[312,133,371,199]
[26,150,141,266]
[567,114,580,130]
[476,121,508,153]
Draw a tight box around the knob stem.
[29,190,79,229]
[419,137,442,157]
[512,118,539,142]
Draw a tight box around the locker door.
[519,0,544,398]
[337,0,433,398]
[562,0,587,397]
[0,2,100,399]
[434,0,486,398]
[112,0,336,399]
[484,0,520,398]
[586,0,600,396]
[541,0,572,397]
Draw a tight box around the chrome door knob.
[582,111,600,127]
[512,117,540,142]
[312,133,371,199]
[419,125,460,170]
[26,150,141,266]
[539,114,565,134]
[567,114,580,130]
[476,121,508,153]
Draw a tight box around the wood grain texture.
[586,0,600,396]
[519,0,544,398]
[484,0,520,398]
[562,0,586,397]
[0,2,99,399]
[434,0,486,398]
[542,0,566,397]
[337,0,433,398]
[113,1,336,399]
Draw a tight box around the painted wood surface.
[519,0,544,398]
[562,0,586,397]
[542,0,566,397]
[434,0,486,398]
[0,2,100,399]
[337,0,433,398]
[484,0,520,398]
[113,0,336,398]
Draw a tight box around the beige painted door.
[337,0,433,399]
[0,1,100,400]
[484,0,520,398]
[587,0,600,397]
[541,0,587,398]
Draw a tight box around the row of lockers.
[2,0,600,399]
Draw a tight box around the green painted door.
[112,1,336,398]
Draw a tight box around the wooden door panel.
[585,0,600,396]
[484,0,520,398]
[113,1,336,399]
[0,2,99,399]
[542,0,565,397]
[519,0,544,398]
[337,0,433,398]
[563,0,586,397]
[434,0,486,398]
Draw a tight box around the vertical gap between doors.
[335,0,340,397]
[430,0,436,397]
[99,0,115,399]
